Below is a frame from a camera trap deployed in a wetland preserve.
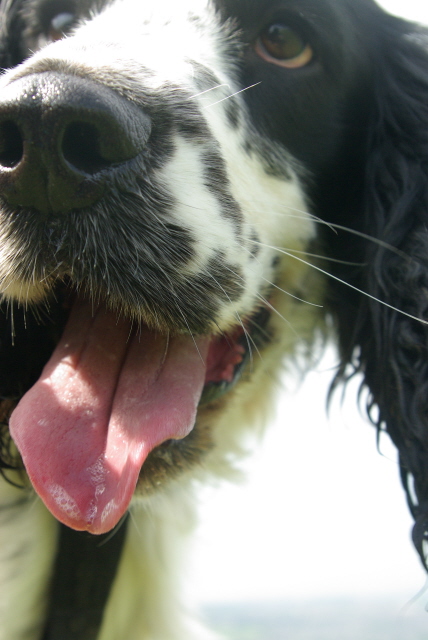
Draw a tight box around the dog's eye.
[39,1,77,43]
[256,23,313,68]
[48,11,76,41]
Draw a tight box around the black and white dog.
[0,0,428,638]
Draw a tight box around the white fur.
[0,477,56,640]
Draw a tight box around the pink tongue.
[9,300,209,534]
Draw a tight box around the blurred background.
[188,2,428,638]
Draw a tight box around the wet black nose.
[0,72,151,213]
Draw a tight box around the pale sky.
[189,0,428,613]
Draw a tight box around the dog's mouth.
[8,288,269,534]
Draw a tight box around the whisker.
[241,321,262,371]
[9,299,15,346]
[261,242,428,326]
[202,268,255,366]
[321,222,411,261]
[255,293,299,337]
[173,301,206,365]
[189,84,231,100]
[97,513,129,546]
[204,82,262,109]
[250,202,411,259]
[160,331,170,368]
[255,243,364,267]
[245,201,418,261]
[246,206,338,235]
[223,241,323,308]
[234,311,255,371]
[258,274,323,307]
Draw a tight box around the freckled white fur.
[0,0,325,638]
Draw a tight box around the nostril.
[0,72,152,212]
[0,121,24,168]
[62,121,112,175]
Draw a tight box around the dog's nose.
[0,72,151,213]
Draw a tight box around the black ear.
[324,12,428,568]
[0,0,27,71]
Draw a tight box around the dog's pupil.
[262,24,305,60]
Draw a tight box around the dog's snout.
[0,72,151,213]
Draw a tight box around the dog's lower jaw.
[0,252,324,640]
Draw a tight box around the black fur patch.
[201,147,244,232]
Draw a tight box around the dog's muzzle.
[0,72,151,213]
[0,69,271,536]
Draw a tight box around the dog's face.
[0,0,425,543]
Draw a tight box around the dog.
[0,0,427,637]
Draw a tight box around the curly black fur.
[322,9,428,567]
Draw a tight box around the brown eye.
[47,11,76,41]
[256,23,313,68]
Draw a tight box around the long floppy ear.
[325,12,428,568]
